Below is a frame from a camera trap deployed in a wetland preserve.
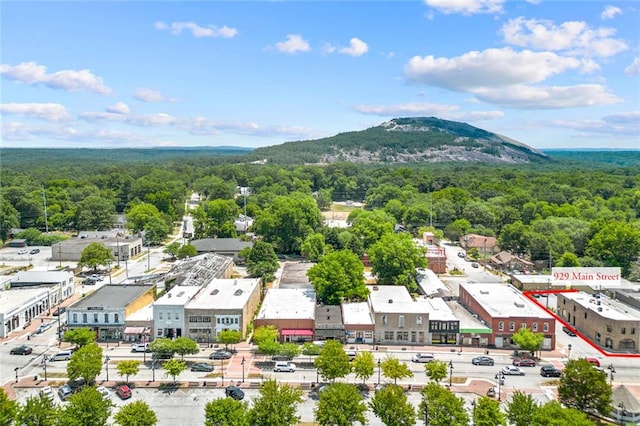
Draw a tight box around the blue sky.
[1,0,638,150]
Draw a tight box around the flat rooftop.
[126,303,154,321]
[461,283,554,319]
[256,288,316,320]
[0,287,48,314]
[70,284,155,310]
[155,285,202,307]
[163,254,233,287]
[559,292,640,321]
[187,278,260,310]
[368,285,430,314]
[11,270,73,284]
[341,302,375,325]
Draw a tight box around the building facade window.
[94,314,99,323]
[73,313,78,323]
[382,315,387,325]
[498,321,504,331]
[399,315,405,328]
[83,313,87,323]
[384,331,394,340]
[104,313,109,323]
[416,316,422,325]
[532,322,538,332]
[159,312,163,320]
[114,313,119,323]
[509,322,515,331]
[543,322,549,332]
[607,325,612,333]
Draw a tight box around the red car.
[513,358,537,367]
[116,385,132,400]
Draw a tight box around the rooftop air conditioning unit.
[388,299,393,304]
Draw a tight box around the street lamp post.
[471,400,476,425]
[448,361,454,387]
[618,402,626,426]
[221,359,224,386]
[105,356,110,382]
[106,261,112,285]
[42,355,48,381]
[608,364,616,384]
[14,367,19,383]
[496,371,505,401]
[152,360,156,382]
[241,357,246,383]
[377,359,381,385]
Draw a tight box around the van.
[50,350,72,361]
[586,357,601,367]
[274,362,296,372]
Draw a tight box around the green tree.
[246,240,279,283]
[0,388,18,426]
[279,343,301,360]
[176,244,197,259]
[163,359,187,383]
[62,328,96,348]
[74,195,116,231]
[586,221,640,276]
[67,343,103,384]
[252,326,278,345]
[425,360,448,383]
[419,382,469,426]
[506,390,538,426]
[15,393,58,426]
[558,358,612,415]
[301,342,321,356]
[143,215,171,245]
[163,241,181,259]
[368,232,427,291]
[510,327,544,357]
[532,400,595,426]
[126,202,163,233]
[348,209,396,250]
[314,340,351,382]
[148,337,175,357]
[116,360,141,384]
[217,329,242,350]
[171,337,199,360]
[248,379,304,426]
[315,383,367,426]
[307,249,369,304]
[381,356,414,384]
[474,396,506,426]
[0,198,19,244]
[114,401,158,426]
[301,232,328,261]
[352,351,375,384]
[57,387,113,426]
[204,397,250,426]
[78,242,115,271]
[369,383,416,426]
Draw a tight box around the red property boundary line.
[523,288,640,359]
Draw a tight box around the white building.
[153,286,202,339]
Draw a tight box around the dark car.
[513,358,537,367]
[540,365,562,377]
[210,350,232,360]
[10,345,33,355]
[471,356,495,366]
[562,326,577,337]
[191,362,215,372]
[67,377,86,391]
[30,248,40,254]
[151,352,173,362]
[116,384,132,399]
[225,386,244,400]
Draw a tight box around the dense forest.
[1,147,639,280]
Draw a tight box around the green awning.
[460,327,493,334]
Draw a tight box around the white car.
[502,365,525,376]
[412,353,435,363]
[18,249,28,255]
[96,385,110,400]
[40,386,55,401]
[131,343,150,353]
[274,362,296,372]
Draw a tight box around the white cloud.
[339,38,369,57]
[405,47,583,91]
[473,84,620,109]
[0,121,147,144]
[155,21,238,38]
[601,5,622,20]
[0,103,71,121]
[625,57,640,76]
[275,34,311,54]
[0,61,112,95]
[548,111,640,137]
[424,0,504,15]
[353,102,503,121]
[501,17,628,58]
[179,116,317,139]
[134,88,173,103]
[79,111,176,127]
[106,102,130,114]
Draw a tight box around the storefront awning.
[123,327,145,334]
[281,329,313,336]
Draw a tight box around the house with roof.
[67,284,155,342]
[490,251,534,274]
[611,384,640,425]
[556,291,640,352]
[459,283,556,350]
[184,278,261,344]
[314,305,345,342]
[253,288,316,343]
[341,302,375,344]
[459,234,499,256]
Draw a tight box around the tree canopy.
[307,249,369,304]
[558,358,612,415]
[315,383,368,426]
[368,232,427,290]
[314,340,351,382]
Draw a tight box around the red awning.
[280,329,313,336]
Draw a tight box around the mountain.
[243,117,550,165]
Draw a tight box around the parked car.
[40,386,55,401]
[52,307,66,316]
[191,362,215,372]
[210,350,232,360]
[49,350,72,361]
[471,262,479,268]
[346,351,357,361]
[585,357,601,367]
[116,385,132,400]
[274,362,296,372]
[131,343,150,353]
[30,248,40,254]
[90,274,104,281]
[501,365,525,376]
[471,356,495,366]
[457,251,465,258]
[96,385,110,400]
[540,365,562,377]
[35,322,53,334]
[411,353,435,363]
[562,326,577,337]
[82,278,96,286]
[18,249,28,255]
[68,377,86,391]
[512,358,537,367]
[225,386,244,400]
[10,345,33,355]
[58,385,73,401]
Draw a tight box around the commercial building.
[341,302,375,344]
[254,288,316,342]
[52,235,143,262]
[314,305,345,342]
[153,285,202,339]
